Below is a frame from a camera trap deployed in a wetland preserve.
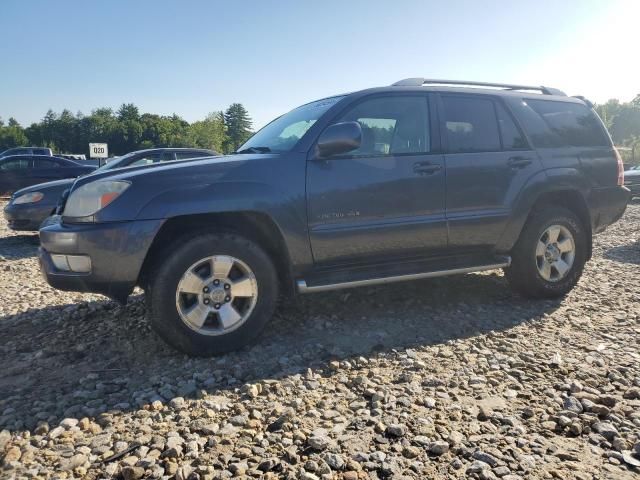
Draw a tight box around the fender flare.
[496,168,592,255]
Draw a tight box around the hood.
[71,154,265,187]
[624,169,640,178]
[12,178,75,197]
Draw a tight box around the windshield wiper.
[234,146,271,154]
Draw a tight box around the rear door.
[31,157,66,185]
[307,93,447,265]
[439,94,540,252]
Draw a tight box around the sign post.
[89,143,108,166]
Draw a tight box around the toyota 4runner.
[38,78,630,355]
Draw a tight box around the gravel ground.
[0,199,639,480]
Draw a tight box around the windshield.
[238,96,345,153]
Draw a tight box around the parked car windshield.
[238,96,345,153]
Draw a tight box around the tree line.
[594,94,640,164]
[0,103,253,156]
[2,95,639,163]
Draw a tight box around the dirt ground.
[0,199,639,479]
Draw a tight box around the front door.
[306,94,447,265]
[0,156,32,193]
[439,94,540,251]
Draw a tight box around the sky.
[1,0,638,130]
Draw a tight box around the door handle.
[413,162,442,175]
[508,156,532,168]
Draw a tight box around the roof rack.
[391,78,566,96]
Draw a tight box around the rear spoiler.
[573,95,594,108]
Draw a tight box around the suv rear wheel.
[505,207,587,298]
[146,232,278,356]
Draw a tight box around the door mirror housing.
[316,121,362,158]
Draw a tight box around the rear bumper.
[39,218,164,301]
[3,202,55,231]
[588,186,630,233]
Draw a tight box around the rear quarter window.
[519,99,610,148]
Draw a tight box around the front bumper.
[39,217,164,302]
[3,202,56,231]
[588,186,631,234]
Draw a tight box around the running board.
[297,259,511,293]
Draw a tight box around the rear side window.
[441,96,501,153]
[33,159,60,168]
[523,99,610,148]
[128,152,163,166]
[175,151,208,160]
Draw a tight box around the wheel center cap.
[545,244,560,262]
[208,288,226,303]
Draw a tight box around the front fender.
[134,181,312,268]
[135,181,289,219]
[495,168,591,253]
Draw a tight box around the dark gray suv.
[39,79,630,355]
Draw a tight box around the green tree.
[0,117,28,151]
[223,103,252,153]
[115,103,143,153]
[189,112,226,152]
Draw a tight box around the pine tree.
[223,103,252,153]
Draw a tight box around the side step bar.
[297,259,511,293]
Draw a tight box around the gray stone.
[563,396,583,413]
[467,460,490,473]
[593,421,618,440]
[169,397,185,409]
[122,466,145,480]
[323,452,345,470]
[308,435,329,451]
[385,423,406,437]
[493,466,511,476]
[429,441,449,456]
[472,451,498,467]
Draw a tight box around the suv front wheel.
[146,232,279,356]
[505,207,587,298]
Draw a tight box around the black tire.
[146,232,278,356]
[505,207,587,299]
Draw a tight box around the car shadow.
[0,234,39,260]
[0,271,563,431]
[603,239,640,265]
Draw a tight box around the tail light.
[614,147,624,186]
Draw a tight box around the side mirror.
[316,121,362,158]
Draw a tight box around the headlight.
[13,192,44,204]
[63,180,130,218]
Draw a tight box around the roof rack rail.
[391,78,566,96]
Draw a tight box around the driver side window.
[334,96,430,156]
[128,152,163,166]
